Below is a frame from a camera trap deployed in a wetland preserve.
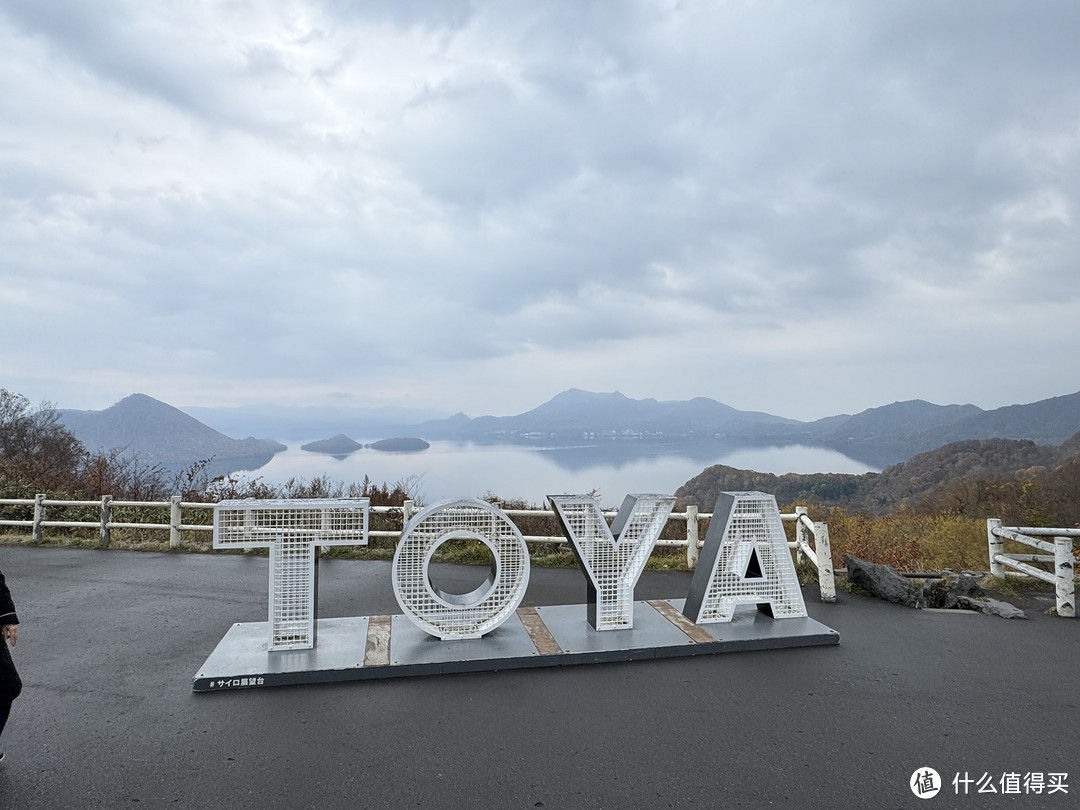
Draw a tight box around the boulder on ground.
[923,574,986,609]
[844,555,923,608]
[956,595,1028,620]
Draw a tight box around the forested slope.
[676,433,1080,526]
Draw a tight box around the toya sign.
[196,491,834,691]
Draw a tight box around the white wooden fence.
[0,494,837,601]
[987,519,1077,617]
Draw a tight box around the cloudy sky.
[2,0,1078,423]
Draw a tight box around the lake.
[229,439,878,507]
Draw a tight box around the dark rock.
[844,555,923,608]
[955,596,1027,620]
[923,574,986,609]
[983,598,1028,619]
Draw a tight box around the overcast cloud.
[2,0,1078,422]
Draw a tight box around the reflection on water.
[230,440,878,507]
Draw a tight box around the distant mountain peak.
[58,395,284,478]
[551,388,629,402]
[106,392,174,410]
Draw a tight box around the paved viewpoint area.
[0,544,1076,809]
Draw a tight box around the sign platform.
[193,600,839,692]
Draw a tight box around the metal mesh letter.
[682,491,807,623]
[214,498,370,650]
[548,493,675,630]
[392,499,530,640]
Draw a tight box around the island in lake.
[299,434,430,456]
[369,437,430,452]
[300,434,363,456]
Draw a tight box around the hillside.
[920,391,1080,446]
[676,433,1080,520]
[802,400,984,465]
[59,394,285,478]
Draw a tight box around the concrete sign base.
[193,600,838,692]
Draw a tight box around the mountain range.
[406,388,1080,467]
[56,388,1080,477]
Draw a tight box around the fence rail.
[1,494,836,601]
[987,519,1077,617]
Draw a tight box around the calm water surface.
[231,440,877,506]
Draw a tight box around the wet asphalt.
[0,543,1076,809]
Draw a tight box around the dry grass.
[815,508,991,572]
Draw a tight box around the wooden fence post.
[685,504,699,569]
[170,496,182,549]
[1054,536,1075,618]
[814,521,836,602]
[32,493,46,544]
[100,495,112,548]
[794,506,809,564]
[987,519,1005,578]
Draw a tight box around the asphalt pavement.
[0,543,1076,809]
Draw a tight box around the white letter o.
[392,499,530,639]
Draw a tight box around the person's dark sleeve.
[0,569,19,626]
